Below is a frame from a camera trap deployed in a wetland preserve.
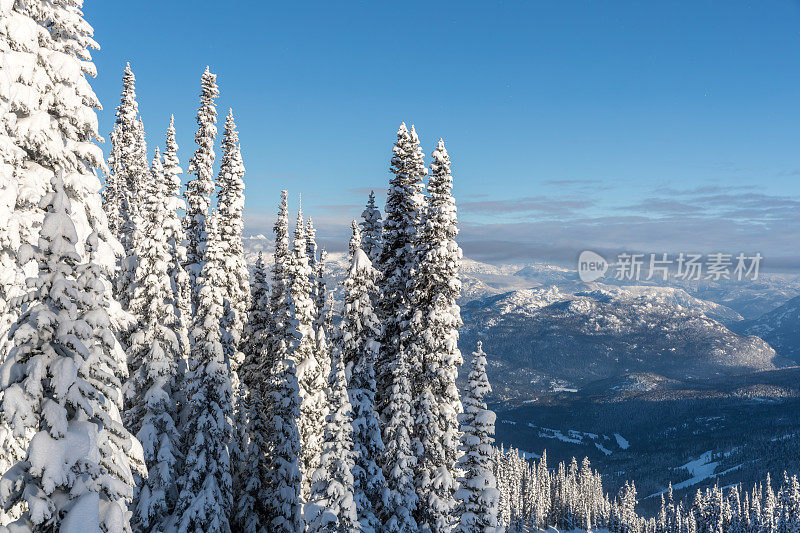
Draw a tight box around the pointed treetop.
[223,108,240,141]
[165,116,178,151]
[163,116,183,194]
[280,190,289,213]
[432,138,450,164]
[349,220,362,257]
[409,124,420,142]
[116,63,139,124]
[397,122,409,137]
[199,66,220,99]
[305,218,317,265]
[273,191,291,261]
[295,199,305,240]
[122,62,135,89]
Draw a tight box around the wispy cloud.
[246,178,800,268]
[460,196,594,217]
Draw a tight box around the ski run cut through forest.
[1,1,799,533]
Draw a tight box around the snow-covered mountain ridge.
[459,284,786,401]
[244,235,800,402]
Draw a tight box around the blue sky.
[87,1,800,267]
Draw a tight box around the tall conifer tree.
[411,139,464,531]
[175,214,234,533]
[0,2,128,519]
[341,222,386,532]
[375,123,426,417]
[454,342,501,533]
[308,351,359,531]
[111,66,150,311]
[263,192,303,533]
[360,191,383,264]
[126,149,182,530]
[235,253,271,533]
[376,123,426,532]
[216,109,249,369]
[162,116,191,359]
[1,176,144,531]
[184,67,219,308]
[288,206,327,498]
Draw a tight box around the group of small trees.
[493,448,610,532]
[494,447,800,533]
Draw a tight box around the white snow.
[645,451,721,499]
[515,449,541,460]
[61,492,101,533]
[594,442,612,456]
[614,433,630,449]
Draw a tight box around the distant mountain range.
[242,235,800,402]
[459,285,788,401]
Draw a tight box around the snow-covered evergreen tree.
[216,109,249,370]
[360,191,383,264]
[184,67,219,310]
[105,64,148,250]
[243,252,270,362]
[288,206,328,498]
[305,218,319,316]
[454,342,500,533]
[0,176,143,531]
[0,0,126,515]
[124,149,183,531]
[162,115,191,360]
[375,123,426,424]
[1,0,122,326]
[268,191,292,371]
[175,214,234,533]
[341,222,386,532]
[263,192,292,417]
[102,124,125,247]
[376,123,425,532]
[315,248,329,332]
[111,66,150,312]
[411,138,464,532]
[264,356,304,533]
[259,191,304,532]
[348,221,362,256]
[307,351,359,532]
[305,221,333,387]
[233,250,271,532]
[381,341,418,532]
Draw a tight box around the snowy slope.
[460,285,785,400]
[734,295,800,362]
